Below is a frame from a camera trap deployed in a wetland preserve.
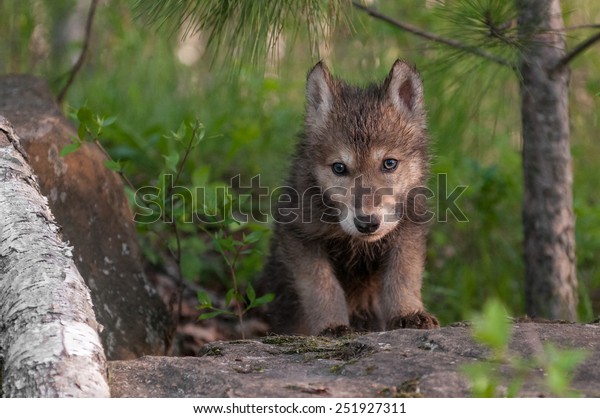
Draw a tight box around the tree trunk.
[516,0,577,320]
[0,117,110,397]
[0,75,171,360]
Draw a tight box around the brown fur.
[258,60,439,335]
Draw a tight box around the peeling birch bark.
[0,118,109,397]
[0,76,170,359]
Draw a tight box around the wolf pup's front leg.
[293,248,350,335]
[269,234,350,335]
[381,224,439,330]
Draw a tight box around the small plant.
[143,119,275,338]
[463,299,586,397]
[196,227,274,339]
[63,106,119,165]
[65,107,274,340]
[198,229,274,338]
[462,299,522,397]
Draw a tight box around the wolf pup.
[259,60,439,335]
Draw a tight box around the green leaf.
[77,122,88,141]
[216,236,235,253]
[222,193,235,219]
[254,292,274,306]
[246,282,256,304]
[60,142,81,157]
[246,292,274,312]
[244,230,263,244]
[77,106,93,124]
[505,377,524,398]
[471,298,511,357]
[175,122,186,141]
[191,121,205,146]
[542,344,586,397]
[225,288,236,306]
[163,151,180,173]
[67,108,78,120]
[104,159,122,172]
[198,311,223,320]
[197,290,212,307]
[101,115,117,127]
[462,363,499,398]
[200,186,223,216]
[93,116,104,136]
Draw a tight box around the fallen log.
[0,117,109,397]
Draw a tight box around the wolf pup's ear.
[385,60,425,118]
[305,61,334,131]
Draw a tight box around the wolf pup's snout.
[258,60,439,335]
[353,214,380,234]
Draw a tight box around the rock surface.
[109,323,600,397]
[0,75,171,360]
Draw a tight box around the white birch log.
[0,117,110,397]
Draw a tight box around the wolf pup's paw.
[318,325,351,337]
[388,312,440,330]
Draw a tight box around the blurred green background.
[1,0,599,324]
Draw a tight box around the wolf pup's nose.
[354,215,380,234]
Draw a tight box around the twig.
[228,248,246,340]
[565,24,600,31]
[554,31,600,71]
[93,139,136,190]
[57,0,99,103]
[170,217,185,326]
[165,126,200,330]
[171,129,196,190]
[351,1,513,69]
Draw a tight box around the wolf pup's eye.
[382,159,398,171]
[332,162,347,175]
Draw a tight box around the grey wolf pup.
[258,60,439,335]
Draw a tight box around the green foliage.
[541,345,587,397]
[146,119,274,336]
[433,0,521,64]
[62,105,117,157]
[471,299,511,357]
[463,299,586,397]
[67,105,273,336]
[462,362,502,398]
[462,299,515,397]
[196,225,274,334]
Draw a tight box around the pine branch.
[555,31,600,71]
[57,0,99,103]
[133,0,347,69]
[351,1,513,69]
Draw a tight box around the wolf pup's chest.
[325,237,389,289]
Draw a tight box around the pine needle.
[132,0,351,72]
